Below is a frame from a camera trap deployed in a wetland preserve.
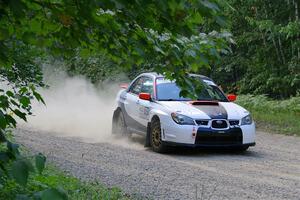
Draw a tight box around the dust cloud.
[21,67,144,149]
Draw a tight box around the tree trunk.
[294,0,299,20]
[294,0,300,59]
[271,34,282,64]
[296,1,300,59]
[278,36,286,64]
[265,2,281,64]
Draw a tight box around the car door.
[125,76,145,131]
[136,77,154,127]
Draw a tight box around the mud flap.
[144,122,151,147]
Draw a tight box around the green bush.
[236,95,300,136]
[0,164,131,200]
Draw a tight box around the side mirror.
[139,93,151,101]
[227,94,237,102]
[120,83,128,89]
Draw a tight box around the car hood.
[158,101,249,120]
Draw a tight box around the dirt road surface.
[15,129,300,200]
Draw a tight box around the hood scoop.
[189,101,219,106]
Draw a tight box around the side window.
[140,77,153,96]
[129,77,144,95]
[128,76,154,96]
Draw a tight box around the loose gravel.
[15,129,300,200]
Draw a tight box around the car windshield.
[156,78,228,102]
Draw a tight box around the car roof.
[189,73,213,81]
[139,72,213,81]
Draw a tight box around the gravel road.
[15,128,300,200]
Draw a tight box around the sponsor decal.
[139,106,150,119]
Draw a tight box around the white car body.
[113,73,255,150]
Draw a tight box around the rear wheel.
[150,118,167,153]
[112,110,130,137]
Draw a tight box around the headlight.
[241,114,252,125]
[171,113,195,125]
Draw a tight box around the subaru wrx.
[112,73,255,153]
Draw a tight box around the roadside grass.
[0,163,132,200]
[236,95,300,136]
[1,132,141,200]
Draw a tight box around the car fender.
[144,105,168,147]
[145,105,175,145]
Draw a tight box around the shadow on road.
[166,146,258,157]
[128,134,260,157]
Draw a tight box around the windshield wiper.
[159,99,178,101]
[159,99,190,101]
[197,99,217,101]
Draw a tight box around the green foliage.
[0,0,231,98]
[65,52,124,83]
[0,1,230,198]
[236,95,300,135]
[0,61,65,199]
[11,159,34,186]
[35,153,46,175]
[1,164,132,200]
[209,0,300,98]
[236,95,300,113]
[40,188,68,200]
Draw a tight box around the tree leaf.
[41,188,68,200]
[216,16,227,27]
[0,152,9,163]
[7,141,20,156]
[0,110,7,129]
[5,114,17,127]
[19,96,30,108]
[179,89,188,97]
[0,129,6,142]
[33,91,45,105]
[35,153,46,174]
[6,91,14,97]
[11,160,30,186]
[22,32,36,44]
[16,194,30,200]
[0,95,9,109]
[13,109,27,121]
[0,28,9,40]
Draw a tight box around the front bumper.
[161,122,256,146]
[162,141,255,148]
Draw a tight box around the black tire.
[112,110,130,137]
[231,146,249,152]
[150,118,167,153]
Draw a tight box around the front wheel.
[231,146,249,152]
[150,118,167,153]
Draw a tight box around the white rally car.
[112,73,255,153]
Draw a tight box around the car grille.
[211,119,228,129]
[195,128,243,145]
[195,120,209,126]
[229,120,239,126]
